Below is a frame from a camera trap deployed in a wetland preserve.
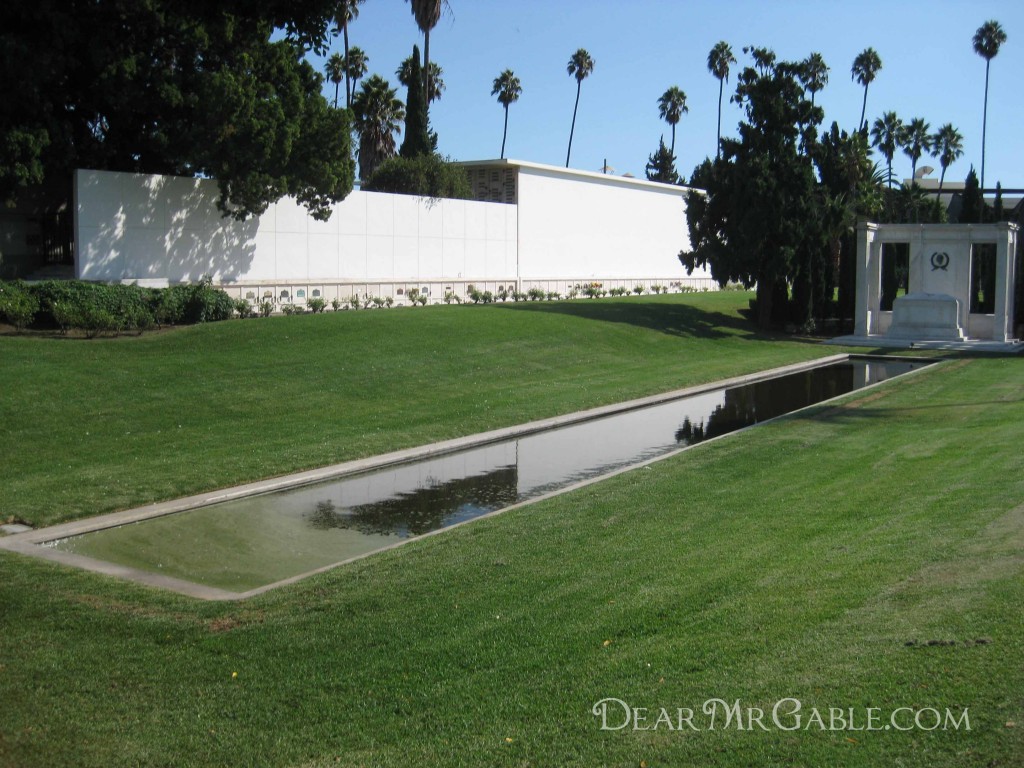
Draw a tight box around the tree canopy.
[681,50,825,328]
[645,138,679,185]
[0,0,355,220]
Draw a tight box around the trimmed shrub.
[0,281,40,330]
[159,279,235,324]
[362,153,472,200]
[80,306,119,338]
[307,297,327,313]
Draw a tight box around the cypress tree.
[644,137,679,184]
[959,167,983,224]
[400,45,431,158]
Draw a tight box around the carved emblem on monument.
[930,251,950,271]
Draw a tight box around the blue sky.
[312,0,1023,188]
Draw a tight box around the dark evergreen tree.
[645,138,679,184]
[813,122,880,328]
[399,45,431,159]
[681,49,823,328]
[959,167,984,224]
[992,182,1005,222]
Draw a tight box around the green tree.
[406,0,445,109]
[801,52,829,106]
[901,117,932,180]
[1,1,356,219]
[959,166,984,223]
[353,75,405,180]
[814,122,880,326]
[326,53,346,107]
[565,48,595,167]
[645,137,678,184]
[707,41,736,159]
[870,111,905,188]
[681,49,823,328]
[344,46,369,105]
[932,123,964,194]
[397,57,445,103]
[362,153,471,199]
[399,46,431,159]
[972,20,1007,189]
[334,0,366,109]
[657,86,688,157]
[851,47,882,131]
[491,69,522,159]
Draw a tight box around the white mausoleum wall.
[515,164,705,285]
[75,170,515,294]
[74,165,712,302]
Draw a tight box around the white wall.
[516,164,703,283]
[75,165,711,300]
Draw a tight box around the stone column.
[854,222,879,336]
[991,223,1019,341]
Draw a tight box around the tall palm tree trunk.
[938,166,947,196]
[566,81,581,167]
[501,105,509,159]
[981,60,990,189]
[422,31,431,109]
[716,78,724,159]
[343,23,351,109]
[859,85,869,130]
[670,124,676,157]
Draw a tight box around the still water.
[51,358,928,591]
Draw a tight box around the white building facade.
[74,160,713,304]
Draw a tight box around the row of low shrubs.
[0,278,235,337]
[457,282,706,304]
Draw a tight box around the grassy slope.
[0,295,1021,766]
[1,293,837,527]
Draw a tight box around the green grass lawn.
[1,293,1021,766]
[1,292,838,527]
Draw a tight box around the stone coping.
[0,353,939,600]
[828,335,1022,353]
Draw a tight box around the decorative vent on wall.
[467,167,516,204]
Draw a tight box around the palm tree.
[397,57,445,103]
[344,46,369,106]
[406,0,446,108]
[901,117,932,181]
[932,123,965,194]
[707,41,736,159]
[335,0,366,109]
[973,20,1007,188]
[851,47,882,130]
[870,111,904,188]
[565,48,595,167]
[325,53,346,108]
[657,86,688,156]
[492,69,522,159]
[801,52,829,106]
[352,75,405,180]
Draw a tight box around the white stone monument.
[851,222,1019,347]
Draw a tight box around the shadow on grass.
[491,298,799,342]
[800,396,1023,429]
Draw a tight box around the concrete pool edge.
[0,353,944,600]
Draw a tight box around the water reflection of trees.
[675,366,856,445]
[305,466,519,537]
